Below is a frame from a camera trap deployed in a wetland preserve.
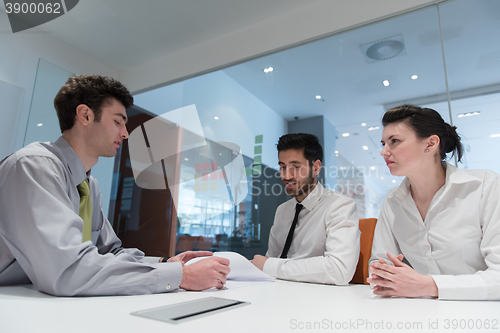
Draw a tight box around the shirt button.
[166,285,171,290]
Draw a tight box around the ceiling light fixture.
[263,67,274,73]
[315,95,322,99]
[214,116,219,120]
[490,134,500,138]
[342,133,349,137]
[362,146,369,150]
[392,180,397,183]
[382,80,390,87]
[368,126,380,131]
[411,75,418,80]
[184,158,189,161]
[457,111,480,118]
[361,123,366,126]
[335,151,339,154]
[370,166,376,170]
[37,123,43,127]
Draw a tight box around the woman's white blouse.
[370,163,500,300]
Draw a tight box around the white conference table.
[1,280,499,333]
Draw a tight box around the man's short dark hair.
[276,133,323,165]
[54,74,134,133]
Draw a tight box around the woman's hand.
[367,252,438,298]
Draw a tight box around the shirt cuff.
[263,257,282,277]
[141,256,161,264]
[431,274,488,300]
[154,261,183,293]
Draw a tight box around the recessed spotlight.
[214,116,219,120]
[382,80,390,87]
[342,133,349,137]
[37,123,43,127]
[315,95,322,100]
[362,146,369,150]
[411,75,418,80]
[392,180,396,183]
[361,123,366,126]
[370,166,376,170]
[457,111,480,118]
[335,151,339,154]
[491,134,500,138]
[184,158,189,161]
[263,67,274,73]
[368,126,380,131]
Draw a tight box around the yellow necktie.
[77,178,92,243]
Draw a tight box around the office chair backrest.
[350,218,377,284]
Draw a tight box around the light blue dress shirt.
[0,137,182,296]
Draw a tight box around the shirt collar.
[388,162,481,203]
[296,182,324,211]
[54,136,89,185]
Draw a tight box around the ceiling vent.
[361,35,407,63]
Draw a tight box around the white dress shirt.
[264,182,360,285]
[370,163,500,300]
[0,137,182,296]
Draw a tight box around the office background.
[0,0,498,258]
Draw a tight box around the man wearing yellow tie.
[0,75,229,296]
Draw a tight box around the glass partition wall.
[440,0,500,173]
[111,0,500,258]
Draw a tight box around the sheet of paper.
[185,251,275,282]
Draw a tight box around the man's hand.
[179,256,230,291]
[250,255,269,271]
[167,251,213,266]
[367,252,438,298]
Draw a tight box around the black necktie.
[280,203,304,258]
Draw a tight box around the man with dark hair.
[54,75,135,132]
[251,133,359,285]
[0,74,229,296]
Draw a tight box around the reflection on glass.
[129,106,246,210]
[439,0,500,174]
[113,105,287,258]
[24,59,71,146]
[122,0,499,258]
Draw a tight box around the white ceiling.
[3,0,498,191]
[25,0,318,70]
[224,0,500,126]
[221,0,500,188]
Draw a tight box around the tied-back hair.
[382,105,463,162]
[277,133,323,165]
